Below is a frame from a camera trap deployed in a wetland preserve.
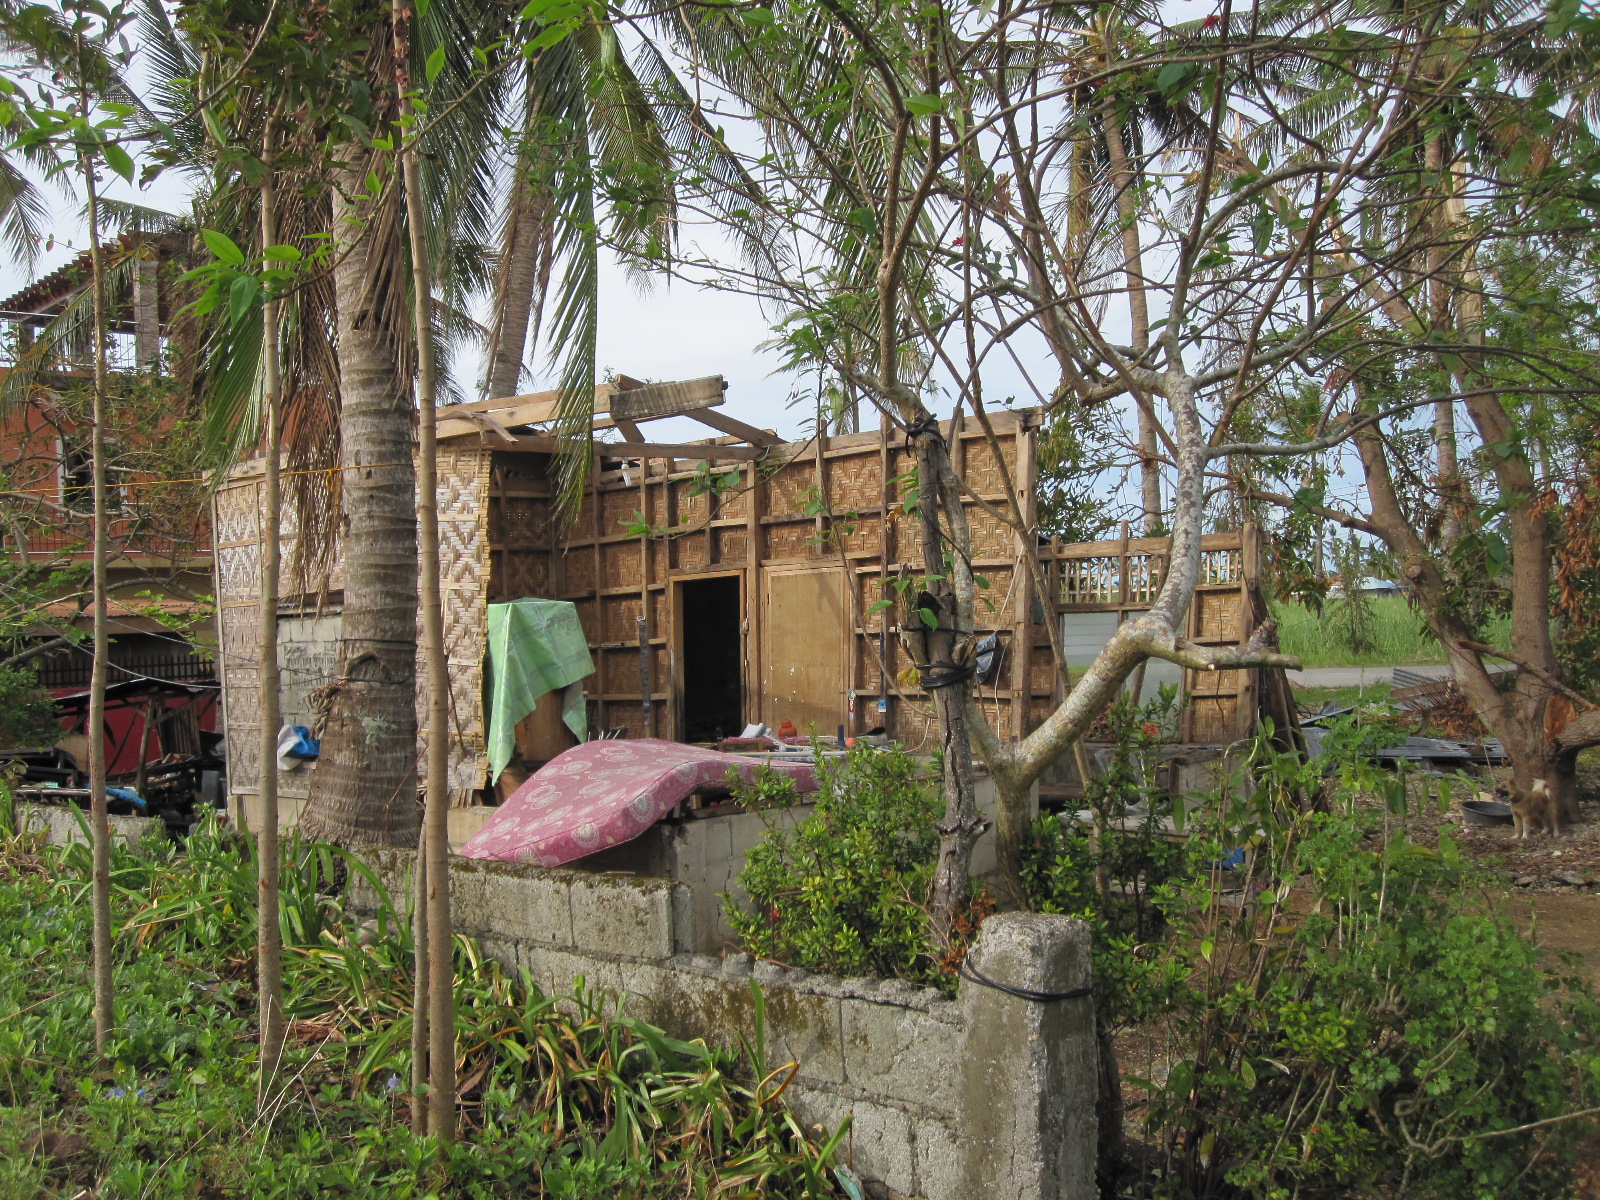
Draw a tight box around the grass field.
[1271,595,1513,669]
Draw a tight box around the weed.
[0,817,847,1198]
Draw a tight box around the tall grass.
[1272,595,1513,668]
[0,814,849,1198]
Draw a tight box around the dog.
[1495,778,1562,839]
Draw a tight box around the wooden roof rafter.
[438,373,781,464]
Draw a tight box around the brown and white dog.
[1494,779,1562,839]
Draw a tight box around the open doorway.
[678,576,743,743]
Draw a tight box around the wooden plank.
[615,418,646,442]
[443,383,615,421]
[438,376,726,438]
[610,375,727,421]
[597,442,765,462]
[689,407,784,447]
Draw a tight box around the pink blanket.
[457,739,817,866]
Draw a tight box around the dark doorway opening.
[679,576,742,743]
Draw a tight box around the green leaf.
[1156,61,1199,98]
[201,229,245,267]
[262,244,302,262]
[904,93,944,117]
[918,608,938,631]
[1239,1058,1256,1090]
[101,140,134,183]
[228,274,261,327]
[425,46,446,84]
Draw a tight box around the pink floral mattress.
[457,738,818,867]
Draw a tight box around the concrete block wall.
[353,851,1094,1200]
[20,803,164,848]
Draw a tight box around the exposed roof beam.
[688,407,783,447]
[438,375,727,441]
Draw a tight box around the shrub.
[724,744,955,988]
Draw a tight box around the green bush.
[1024,711,1600,1200]
[724,744,955,988]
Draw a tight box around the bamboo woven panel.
[718,485,748,520]
[966,508,1013,560]
[839,517,881,557]
[830,452,881,510]
[602,593,646,642]
[600,489,638,537]
[602,542,642,590]
[1190,697,1238,743]
[426,447,491,793]
[1195,590,1243,640]
[960,436,1011,495]
[217,447,493,801]
[767,462,815,517]
[675,532,708,572]
[572,597,599,641]
[714,527,747,564]
[671,481,710,527]
[764,522,813,561]
[561,548,595,595]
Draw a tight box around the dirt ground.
[1380,757,1600,985]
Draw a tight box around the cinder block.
[759,985,846,1085]
[841,999,962,1112]
[475,865,575,947]
[911,1117,966,1200]
[569,873,679,959]
[790,1086,916,1198]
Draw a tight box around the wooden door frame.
[670,570,746,742]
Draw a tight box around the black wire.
[958,956,1094,1003]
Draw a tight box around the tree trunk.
[396,1,456,1138]
[1102,102,1161,533]
[916,428,987,940]
[299,152,421,849]
[82,150,114,1057]
[483,128,553,401]
[256,141,288,1104]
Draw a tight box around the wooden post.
[1238,523,1262,741]
[745,455,764,730]
[639,456,653,736]
[135,698,155,800]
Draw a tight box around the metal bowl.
[1460,799,1514,827]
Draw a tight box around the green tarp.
[486,599,594,783]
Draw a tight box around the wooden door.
[762,567,848,735]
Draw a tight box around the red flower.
[1141,721,1160,738]
[1202,13,1221,29]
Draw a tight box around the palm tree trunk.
[484,152,552,401]
[299,151,421,849]
[255,130,288,1107]
[396,0,456,1140]
[81,142,114,1058]
[1102,102,1161,533]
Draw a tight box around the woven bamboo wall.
[215,447,493,805]
[517,410,1048,746]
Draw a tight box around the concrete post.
[957,913,1097,1200]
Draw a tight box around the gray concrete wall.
[20,802,163,847]
[352,851,1094,1200]
[568,768,1037,957]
